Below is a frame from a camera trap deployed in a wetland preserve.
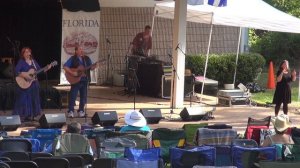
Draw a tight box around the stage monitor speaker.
[92,111,118,126]
[140,108,162,124]
[0,115,21,131]
[180,107,207,121]
[39,113,66,128]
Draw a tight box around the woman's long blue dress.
[13,59,41,119]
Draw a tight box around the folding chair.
[117,148,162,168]
[195,128,237,146]
[232,146,276,168]
[182,123,208,145]
[106,131,151,149]
[232,139,258,148]
[63,153,94,167]
[29,129,62,151]
[170,146,216,167]
[61,155,84,168]
[0,151,30,161]
[0,162,10,168]
[33,157,69,168]
[244,116,271,145]
[30,152,53,160]
[152,128,186,163]
[92,158,115,168]
[281,144,300,161]
[0,138,32,152]
[204,124,232,129]
[5,161,38,168]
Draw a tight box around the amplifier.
[161,75,171,98]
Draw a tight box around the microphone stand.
[168,53,179,114]
[83,56,90,126]
[105,39,112,85]
[176,46,199,107]
[124,42,132,95]
[130,68,140,111]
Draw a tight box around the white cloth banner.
[59,9,100,85]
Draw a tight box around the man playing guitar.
[63,46,98,118]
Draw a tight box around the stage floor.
[2,84,300,136]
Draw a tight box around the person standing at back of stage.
[272,60,296,116]
[131,25,152,57]
[14,47,51,121]
[63,46,98,118]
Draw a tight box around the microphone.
[6,36,12,43]
[105,37,111,44]
[175,43,180,50]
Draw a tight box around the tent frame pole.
[233,27,242,84]
[200,22,213,102]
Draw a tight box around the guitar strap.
[32,59,38,70]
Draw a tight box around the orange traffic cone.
[267,61,275,89]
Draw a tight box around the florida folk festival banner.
[60,9,100,85]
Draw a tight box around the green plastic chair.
[182,123,208,145]
[152,128,186,163]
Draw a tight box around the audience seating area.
[0,116,300,167]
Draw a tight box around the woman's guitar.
[16,60,58,89]
[65,59,106,84]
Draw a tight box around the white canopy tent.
[154,0,300,102]
[155,0,300,33]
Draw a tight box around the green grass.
[251,72,300,106]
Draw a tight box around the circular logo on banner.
[63,31,98,55]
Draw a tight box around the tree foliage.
[250,0,300,67]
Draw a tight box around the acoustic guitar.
[16,60,58,89]
[65,59,106,84]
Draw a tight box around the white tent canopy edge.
[155,0,300,33]
[154,0,300,105]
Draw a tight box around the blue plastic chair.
[29,129,62,151]
[232,146,276,168]
[170,146,216,167]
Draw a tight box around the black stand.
[44,71,62,111]
[118,42,133,96]
[83,57,90,125]
[105,39,113,85]
[129,68,140,110]
[168,54,179,115]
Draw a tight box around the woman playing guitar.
[14,47,52,121]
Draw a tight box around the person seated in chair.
[261,114,294,159]
[120,110,151,133]
[52,122,93,156]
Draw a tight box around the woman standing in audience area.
[272,60,296,116]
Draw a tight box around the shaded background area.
[0,0,62,80]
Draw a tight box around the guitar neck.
[35,65,49,75]
[83,59,105,70]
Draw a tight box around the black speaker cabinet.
[161,75,171,98]
[92,111,118,126]
[180,107,207,121]
[39,113,66,128]
[0,115,21,131]
[140,108,162,124]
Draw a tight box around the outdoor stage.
[1,82,300,136]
